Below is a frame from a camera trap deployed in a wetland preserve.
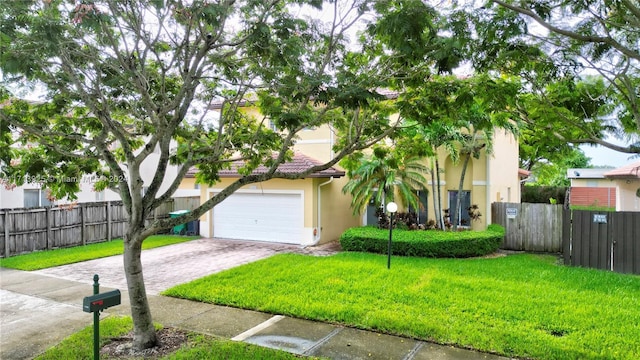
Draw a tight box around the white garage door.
[213,192,303,244]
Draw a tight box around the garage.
[212,192,303,244]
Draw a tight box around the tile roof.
[518,168,531,177]
[603,161,640,179]
[186,153,345,179]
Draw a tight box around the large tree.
[484,0,640,154]
[0,0,395,350]
[517,77,607,180]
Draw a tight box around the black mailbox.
[83,289,121,313]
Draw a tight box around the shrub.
[522,186,568,204]
[339,224,505,258]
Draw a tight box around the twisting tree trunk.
[123,230,157,349]
[435,157,445,230]
[429,158,440,229]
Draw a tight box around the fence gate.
[563,210,640,275]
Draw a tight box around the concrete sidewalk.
[1,239,511,360]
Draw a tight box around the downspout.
[315,177,334,245]
[486,153,491,228]
[312,124,337,245]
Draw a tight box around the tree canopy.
[485,0,640,154]
[0,0,394,349]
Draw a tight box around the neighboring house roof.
[186,153,345,179]
[518,168,531,178]
[566,168,613,179]
[603,161,640,179]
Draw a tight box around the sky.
[580,144,637,168]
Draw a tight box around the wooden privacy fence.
[493,202,640,275]
[0,196,200,258]
[563,210,640,275]
[492,202,564,253]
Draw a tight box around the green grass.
[570,205,616,212]
[164,252,640,360]
[36,316,316,360]
[0,235,199,270]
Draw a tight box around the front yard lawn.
[0,235,200,270]
[164,252,640,360]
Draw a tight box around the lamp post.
[386,202,397,269]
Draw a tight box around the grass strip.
[35,316,316,360]
[164,252,640,360]
[0,235,199,270]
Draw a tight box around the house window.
[366,192,381,226]
[448,190,471,226]
[95,190,105,201]
[586,180,599,187]
[194,183,200,190]
[408,190,428,224]
[23,189,52,208]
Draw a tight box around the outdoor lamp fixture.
[386,202,398,269]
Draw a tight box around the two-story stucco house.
[189,100,522,246]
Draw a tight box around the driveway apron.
[33,238,300,295]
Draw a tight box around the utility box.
[186,219,200,235]
[169,209,190,234]
[83,289,121,313]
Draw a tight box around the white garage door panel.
[213,193,303,244]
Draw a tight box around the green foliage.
[164,253,640,360]
[0,235,199,271]
[0,0,393,224]
[522,186,568,204]
[517,78,606,179]
[525,148,591,187]
[341,145,428,215]
[482,0,640,155]
[339,224,504,258]
[570,205,615,212]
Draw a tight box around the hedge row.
[522,186,568,204]
[339,224,505,258]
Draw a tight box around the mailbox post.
[83,275,121,360]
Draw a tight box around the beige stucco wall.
[616,179,640,211]
[570,178,614,187]
[487,130,521,222]
[317,177,361,243]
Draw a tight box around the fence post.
[106,201,111,241]
[562,209,572,265]
[3,210,9,258]
[46,207,52,250]
[81,203,86,246]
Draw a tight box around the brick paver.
[34,238,338,294]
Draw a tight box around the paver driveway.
[34,238,322,295]
[1,238,336,360]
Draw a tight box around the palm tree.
[449,77,520,230]
[342,146,429,220]
[416,121,465,230]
